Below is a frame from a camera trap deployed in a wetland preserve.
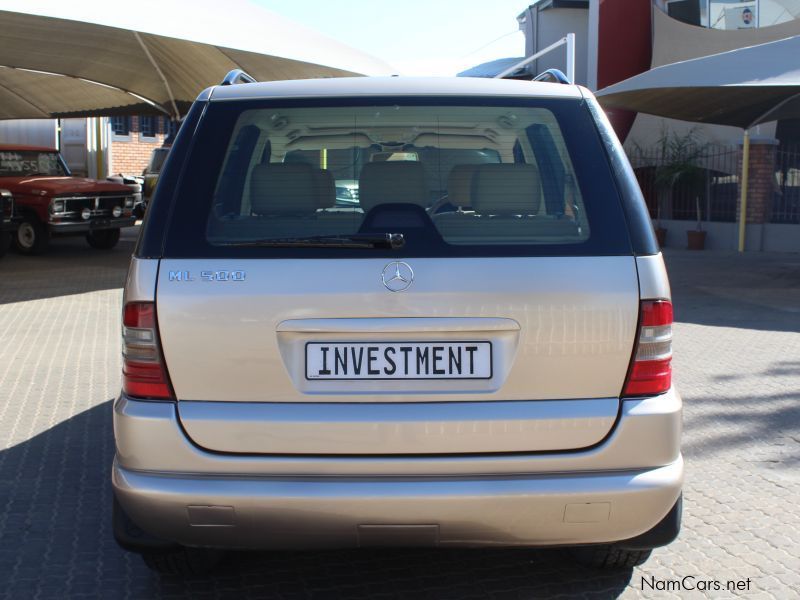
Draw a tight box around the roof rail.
[220,69,257,86]
[532,69,571,84]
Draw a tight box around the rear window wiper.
[218,232,405,249]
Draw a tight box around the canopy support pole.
[94,117,104,179]
[738,129,750,253]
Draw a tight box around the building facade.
[108,116,176,176]
[0,115,174,178]
[515,0,800,251]
[517,0,800,145]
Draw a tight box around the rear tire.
[14,215,50,255]
[141,547,225,575]
[570,545,652,570]
[86,228,121,250]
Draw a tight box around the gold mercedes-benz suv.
[113,72,682,575]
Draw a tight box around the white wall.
[522,6,589,85]
[658,219,800,252]
[625,113,777,151]
[0,119,57,148]
[60,119,89,176]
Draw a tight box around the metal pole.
[738,129,750,252]
[94,117,105,180]
[565,33,575,85]
[494,36,569,79]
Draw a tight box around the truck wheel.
[0,231,10,257]
[570,545,652,570]
[141,548,225,575]
[14,215,50,255]
[86,228,121,250]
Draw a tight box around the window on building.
[661,0,799,30]
[140,116,158,139]
[666,0,703,26]
[709,0,758,29]
[163,118,179,139]
[110,116,131,137]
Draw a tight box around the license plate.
[305,342,492,380]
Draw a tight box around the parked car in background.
[0,188,15,257]
[106,174,143,218]
[113,75,682,576]
[140,146,171,218]
[0,144,136,254]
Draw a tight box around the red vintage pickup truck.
[0,144,137,254]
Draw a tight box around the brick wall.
[109,116,170,176]
[737,138,778,224]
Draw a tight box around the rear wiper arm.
[220,232,405,249]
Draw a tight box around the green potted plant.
[647,128,708,249]
[687,196,707,250]
[654,200,667,248]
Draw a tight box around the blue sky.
[0,0,530,76]
[254,0,530,75]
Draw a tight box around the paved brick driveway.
[1,232,798,599]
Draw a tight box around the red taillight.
[640,300,673,328]
[122,301,173,399]
[623,300,673,397]
[124,302,155,328]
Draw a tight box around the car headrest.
[447,164,479,208]
[358,161,429,212]
[314,169,336,209]
[471,164,541,215]
[250,163,317,215]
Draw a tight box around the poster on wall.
[723,4,758,29]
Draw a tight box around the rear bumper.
[48,216,135,233]
[113,456,682,550]
[112,389,683,550]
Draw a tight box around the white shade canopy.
[597,35,800,129]
[0,5,393,120]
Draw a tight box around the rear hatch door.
[158,256,638,454]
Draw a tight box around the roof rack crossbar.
[532,69,571,84]
[220,69,257,86]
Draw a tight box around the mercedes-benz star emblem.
[381,261,414,292]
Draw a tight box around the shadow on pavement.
[0,400,634,599]
[664,250,800,333]
[0,233,135,305]
[682,384,800,466]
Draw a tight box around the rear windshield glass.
[164,97,631,258]
[0,150,67,177]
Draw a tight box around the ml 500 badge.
[168,270,246,282]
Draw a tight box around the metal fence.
[626,144,741,223]
[773,144,800,224]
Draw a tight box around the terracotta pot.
[655,228,667,248]
[687,230,706,250]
